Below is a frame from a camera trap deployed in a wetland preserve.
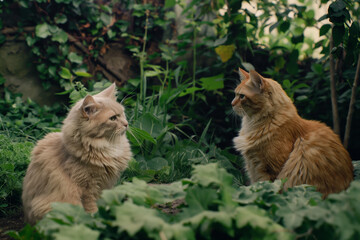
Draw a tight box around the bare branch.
[344,52,360,149]
[1,27,127,85]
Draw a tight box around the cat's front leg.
[81,193,98,213]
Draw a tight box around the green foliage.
[10,164,360,240]
[0,134,33,216]
[0,85,65,141]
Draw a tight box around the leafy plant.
[10,163,360,240]
[0,134,33,216]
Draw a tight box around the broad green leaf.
[162,223,195,240]
[35,23,51,38]
[59,67,72,80]
[25,36,36,46]
[112,201,165,236]
[100,12,111,26]
[55,14,68,24]
[191,163,233,188]
[181,210,232,234]
[147,157,168,170]
[164,0,176,8]
[199,74,224,91]
[235,206,293,240]
[184,186,218,214]
[320,24,331,36]
[68,52,83,64]
[51,29,68,43]
[127,126,157,146]
[53,225,99,240]
[132,113,164,138]
[279,21,290,33]
[212,36,228,47]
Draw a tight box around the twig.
[343,52,360,148]
[329,28,341,135]
[1,27,127,85]
[295,228,313,239]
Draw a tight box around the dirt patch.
[153,199,185,215]
[0,213,25,240]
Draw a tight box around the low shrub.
[9,163,360,240]
[0,134,33,216]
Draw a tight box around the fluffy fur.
[22,83,132,224]
[232,69,353,197]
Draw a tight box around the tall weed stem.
[140,10,150,104]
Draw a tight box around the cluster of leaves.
[0,134,33,216]
[0,78,65,141]
[9,163,360,240]
[58,69,243,184]
[1,0,118,90]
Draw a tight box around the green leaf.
[35,23,51,38]
[279,21,290,33]
[55,14,67,24]
[147,157,168,170]
[235,206,293,240]
[179,87,203,97]
[51,29,68,43]
[100,12,111,26]
[191,163,233,188]
[320,24,331,36]
[127,126,157,145]
[59,67,72,80]
[181,210,233,233]
[199,74,224,91]
[112,201,165,236]
[164,0,176,8]
[52,225,99,240]
[74,71,92,78]
[68,52,83,64]
[332,25,345,46]
[184,187,218,213]
[25,36,36,46]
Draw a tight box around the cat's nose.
[123,121,128,128]
[231,98,238,106]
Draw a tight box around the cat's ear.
[249,70,264,91]
[95,82,117,100]
[81,95,98,118]
[238,68,249,82]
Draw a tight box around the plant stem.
[329,29,341,135]
[192,12,197,102]
[343,52,360,149]
[140,10,149,104]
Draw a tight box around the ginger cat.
[232,69,353,197]
[22,83,132,224]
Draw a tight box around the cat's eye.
[109,115,117,121]
[239,94,245,100]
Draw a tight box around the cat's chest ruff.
[80,136,130,167]
[234,126,274,153]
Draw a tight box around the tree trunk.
[329,29,341,135]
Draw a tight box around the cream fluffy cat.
[232,69,353,197]
[22,83,132,224]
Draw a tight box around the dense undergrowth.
[8,163,360,240]
[1,0,360,239]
